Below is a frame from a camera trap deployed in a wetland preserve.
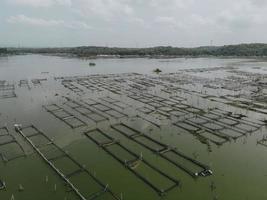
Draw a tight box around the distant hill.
[5,43,267,57]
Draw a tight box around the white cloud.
[65,21,92,30]
[3,0,267,46]
[7,14,64,26]
[73,0,134,20]
[155,16,176,25]
[7,15,92,29]
[7,0,72,7]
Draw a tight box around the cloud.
[3,0,267,47]
[73,0,134,20]
[155,16,176,25]
[7,0,72,7]
[7,15,64,26]
[249,0,267,7]
[7,15,92,29]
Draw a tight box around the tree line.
[4,43,267,57]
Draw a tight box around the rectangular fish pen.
[62,80,84,95]
[43,104,86,129]
[111,123,212,178]
[84,128,179,196]
[173,120,229,146]
[0,126,25,162]
[16,125,121,200]
[63,98,109,123]
[19,79,31,89]
[82,98,127,120]
[0,82,16,99]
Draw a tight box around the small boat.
[89,62,96,66]
[153,68,162,73]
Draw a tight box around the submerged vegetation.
[4,43,267,58]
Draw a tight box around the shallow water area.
[0,55,267,200]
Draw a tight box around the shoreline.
[2,52,267,61]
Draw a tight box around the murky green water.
[0,55,267,200]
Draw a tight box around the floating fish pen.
[76,80,103,93]
[213,108,264,127]
[81,98,127,120]
[186,116,246,140]
[84,128,179,196]
[63,97,109,123]
[0,126,9,137]
[172,107,263,144]
[16,125,120,200]
[99,96,131,110]
[126,91,203,118]
[0,126,25,162]
[19,79,31,89]
[0,82,16,99]
[62,80,84,95]
[76,78,123,94]
[100,85,123,95]
[31,78,47,86]
[43,104,86,129]
[136,107,171,126]
[200,110,263,134]
[227,100,267,115]
[135,115,163,128]
[111,123,212,178]
[0,83,15,91]
[173,120,229,146]
[130,78,157,88]
[181,66,236,73]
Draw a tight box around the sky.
[1,0,267,47]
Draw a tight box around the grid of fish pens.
[99,96,131,110]
[76,79,103,93]
[84,128,179,196]
[0,81,16,99]
[127,91,202,115]
[19,79,31,89]
[173,108,263,146]
[127,92,206,127]
[80,98,127,120]
[63,98,109,123]
[16,125,120,200]
[0,126,25,162]
[199,109,263,134]
[62,80,84,95]
[75,77,124,95]
[111,123,212,178]
[43,104,86,128]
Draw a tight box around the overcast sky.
[1,0,267,47]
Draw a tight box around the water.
[0,54,262,80]
[0,54,267,200]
